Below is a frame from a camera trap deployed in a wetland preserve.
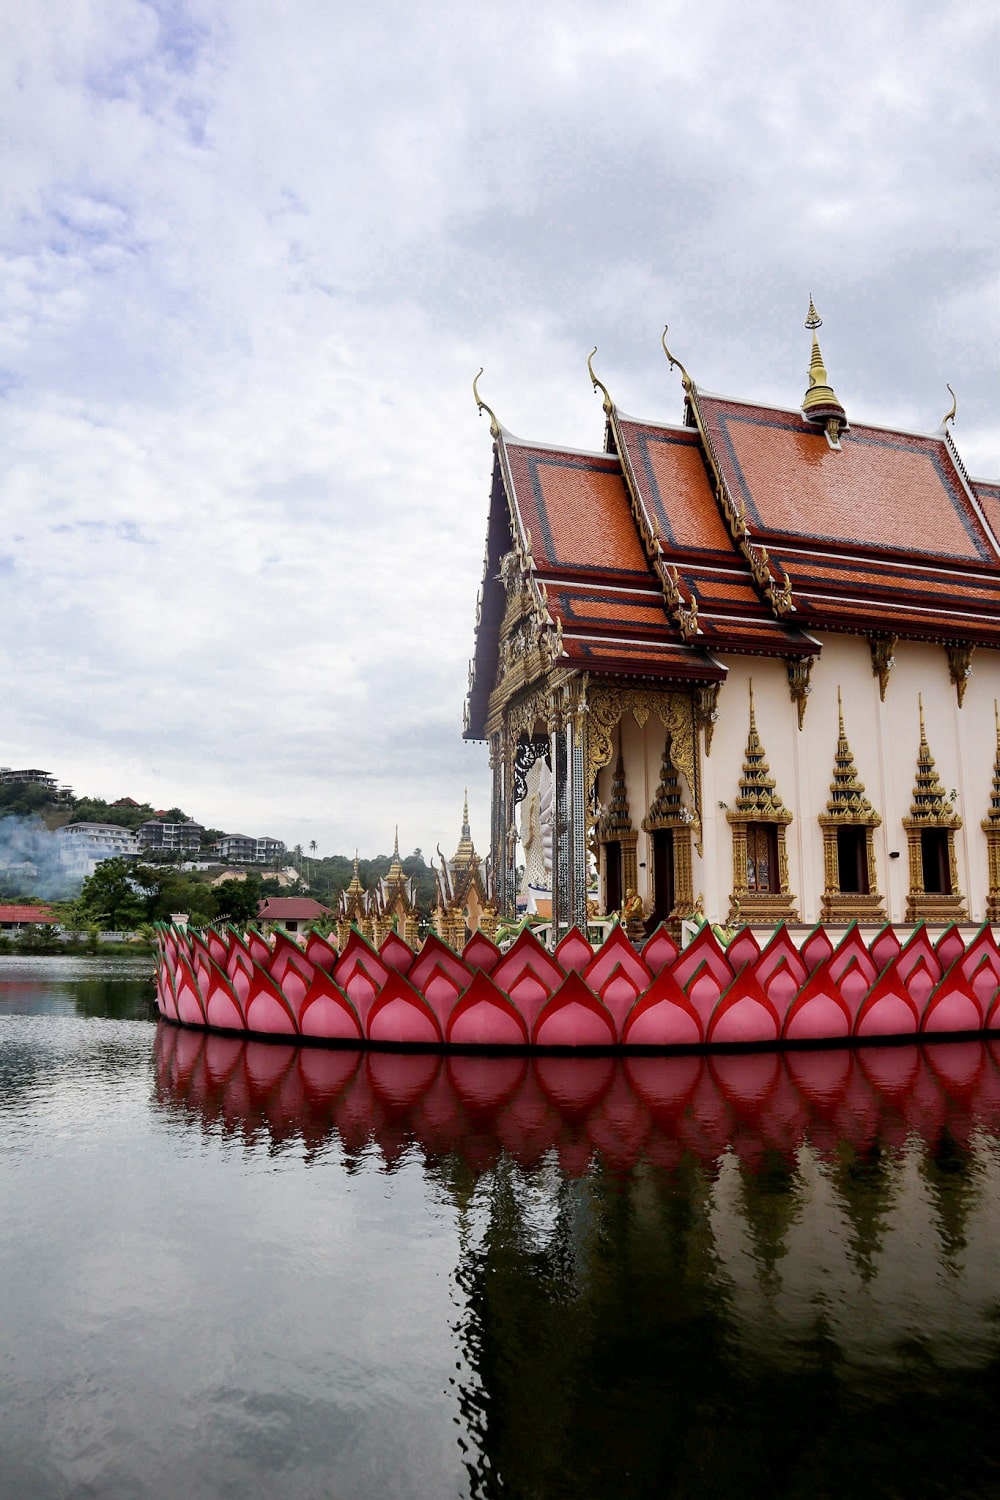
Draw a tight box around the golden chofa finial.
[587,348,614,416]
[939,383,957,431]
[801,296,847,444]
[661,325,693,392]
[472,368,502,440]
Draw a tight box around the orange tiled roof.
[973,480,1000,546]
[697,397,996,564]
[503,441,649,579]
[465,379,999,739]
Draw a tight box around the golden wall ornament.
[946,644,974,708]
[902,698,967,922]
[869,635,897,702]
[694,682,721,756]
[586,683,701,851]
[785,656,814,730]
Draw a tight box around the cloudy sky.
[1,0,997,861]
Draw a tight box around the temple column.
[571,717,588,932]
[489,734,508,919]
[551,720,572,942]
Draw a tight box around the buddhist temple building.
[465,307,1000,937]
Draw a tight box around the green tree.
[76,858,146,929]
[213,875,262,924]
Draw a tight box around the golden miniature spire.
[826,689,878,822]
[645,736,683,824]
[735,680,788,818]
[601,743,634,838]
[985,701,1000,825]
[346,851,363,896]
[452,788,476,866]
[801,297,847,440]
[386,825,405,881]
[910,698,954,821]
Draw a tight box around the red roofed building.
[256,897,332,936]
[466,307,1000,936]
[0,905,57,931]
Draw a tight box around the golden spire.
[801,297,847,440]
[386,825,404,881]
[601,743,634,838]
[452,788,476,866]
[645,736,683,824]
[735,680,788,818]
[910,698,955,822]
[346,851,363,896]
[826,689,879,822]
[985,701,1000,826]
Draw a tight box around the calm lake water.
[1,955,998,1500]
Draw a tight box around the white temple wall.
[697,636,998,926]
[593,638,997,925]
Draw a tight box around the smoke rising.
[0,816,79,901]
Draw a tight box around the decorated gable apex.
[465,312,1000,741]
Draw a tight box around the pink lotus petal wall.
[154,921,1000,1051]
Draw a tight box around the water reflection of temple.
[154,1032,1000,1500]
[154,1025,1000,1496]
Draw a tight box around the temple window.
[836,826,870,895]
[641,734,696,935]
[597,746,637,918]
[902,700,966,923]
[920,828,952,895]
[746,824,779,893]
[650,828,675,919]
[604,841,623,915]
[818,692,884,922]
[725,684,797,926]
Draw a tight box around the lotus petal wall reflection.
[153,1026,1000,1176]
[154,921,1000,1051]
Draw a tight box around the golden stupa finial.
[919,694,926,742]
[995,698,999,742]
[472,368,502,440]
[748,677,756,725]
[801,297,846,441]
[661,325,693,392]
[452,787,475,867]
[587,348,614,416]
[837,684,844,736]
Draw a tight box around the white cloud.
[0,0,996,857]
